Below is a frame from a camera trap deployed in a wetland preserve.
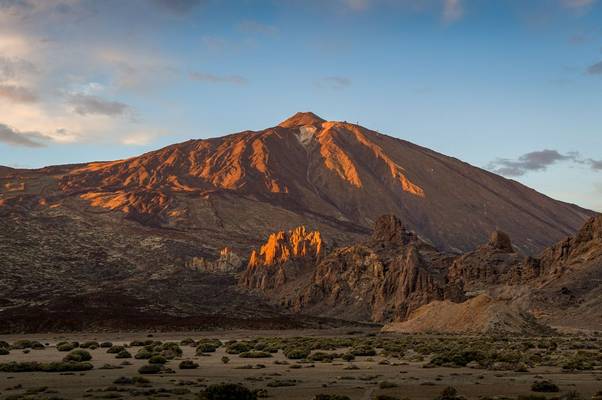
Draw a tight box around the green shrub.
[434,386,462,400]
[351,346,376,357]
[116,350,132,359]
[135,349,153,359]
[226,342,253,354]
[284,347,310,360]
[197,343,218,353]
[239,351,272,359]
[374,396,400,400]
[11,340,34,349]
[80,341,99,349]
[0,361,92,373]
[179,360,199,369]
[202,383,257,400]
[63,350,92,362]
[56,342,76,352]
[107,345,125,354]
[138,364,162,374]
[221,356,230,364]
[100,341,113,348]
[149,355,167,364]
[531,380,559,393]
[0,348,9,355]
[342,353,355,362]
[313,395,351,400]
[0,341,8,348]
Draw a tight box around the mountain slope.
[4,111,590,257]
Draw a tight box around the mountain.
[0,112,596,332]
[242,214,602,332]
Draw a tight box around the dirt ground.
[0,329,601,400]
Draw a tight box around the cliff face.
[241,214,602,331]
[240,226,324,291]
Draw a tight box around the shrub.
[374,396,400,400]
[434,386,462,400]
[239,351,272,359]
[284,347,310,360]
[179,360,199,369]
[80,341,99,349]
[138,364,162,374]
[379,381,398,389]
[107,345,125,354]
[351,346,376,357]
[180,338,196,346]
[0,341,9,348]
[100,341,113,348]
[63,350,92,362]
[11,340,34,349]
[0,361,93,373]
[202,383,257,400]
[226,342,253,354]
[116,350,132,359]
[56,342,76,352]
[314,395,351,400]
[531,380,560,393]
[113,376,134,384]
[135,349,153,359]
[0,348,9,355]
[149,355,167,364]
[197,343,218,354]
[221,356,230,364]
[342,353,355,362]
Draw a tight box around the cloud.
[67,93,131,117]
[315,76,352,90]
[487,149,578,177]
[442,0,463,22]
[560,0,596,9]
[0,84,37,102]
[0,122,46,147]
[340,0,371,11]
[189,71,247,85]
[488,149,602,177]
[587,61,602,75]
[589,159,602,171]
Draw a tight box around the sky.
[0,0,601,211]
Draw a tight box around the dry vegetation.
[0,330,601,400]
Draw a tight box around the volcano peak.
[278,111,325,128]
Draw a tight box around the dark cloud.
[488,149,602,177]
[0,84,37,103]
[487,150,577,177]
[587,61,602,75]
[0,123,46,147]
[149,0,204,14]
[189,71,247,85]
[589,159,602,171]
[315,76,352,90]
[68,94,131,117]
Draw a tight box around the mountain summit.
[0,113,593,257]
[278,111,326,128]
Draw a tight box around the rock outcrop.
[187,247,244,274]
[240,226,324,291]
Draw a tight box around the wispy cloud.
[0,84,37,103]
[67,93,132,117]
[149,0,205,14]
[315,76,352,90]
[587,61,602,75]
[442,0,463,22]
[560,0,596,10]
[487,149,602,177]
[0,122,46,147]
[189,71,247,85]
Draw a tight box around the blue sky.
[0,0,601,210]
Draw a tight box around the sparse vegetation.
[178,360,199,369]
[63,349,92,362]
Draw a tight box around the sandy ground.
[0,330,601,400]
